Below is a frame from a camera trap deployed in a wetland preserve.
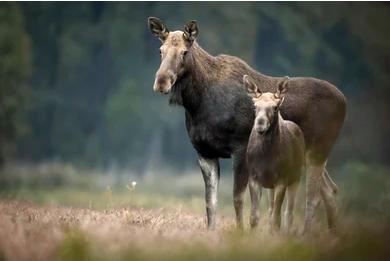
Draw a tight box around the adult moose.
[147,17,346,232]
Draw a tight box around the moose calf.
[244,75,305,232]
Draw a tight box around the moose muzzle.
[153,71,176,94]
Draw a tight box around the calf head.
[148,17,198,94]
[243,75,288,134]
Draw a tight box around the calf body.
[247,119,304,190]
[245,76,305,231]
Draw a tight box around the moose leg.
[233,150,249,229]
[271,185,286,231]
[249,176,261,228]
[285,182,299,233]
[320,169,338,231]
[303,158,325,234]
[268,189,274,218]
[324,168,338,194]
[198,156,220,230]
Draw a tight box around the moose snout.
[255,117,269,134]
[153,72,176,94]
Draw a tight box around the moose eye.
[182,50,188,57]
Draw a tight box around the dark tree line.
[0,2,389,171]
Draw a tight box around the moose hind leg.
[303,158,325,234]
[249,176,261,229]
[233,150,249,229]
[321,169,338,231]
[324,168,338,194]
[198,156,220,230]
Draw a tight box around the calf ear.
[276,76,289,98]
[243,75,261,97]
[148,17,169,42]
[183,20,199,44]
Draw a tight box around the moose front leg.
[198,156,220,230]
[233,150,249,229]
[249,176,261,229]
[271,184,286,232]
[285,182,299,233]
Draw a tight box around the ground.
[0,163,389,261]
[0,199,389,261]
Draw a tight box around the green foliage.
[338,161,390,221]
[57,229,92,261]
[0,3,31,164]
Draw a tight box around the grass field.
[0,162,389,261]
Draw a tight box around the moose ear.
[243,75,261,97]
[276,76,289,99]
[183,20,199,44]
[148,17,169,42]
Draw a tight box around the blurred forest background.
[1,3,390,260]
[0,2,389,174]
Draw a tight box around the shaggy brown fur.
[164,34,346,165]
[175,40,346,163]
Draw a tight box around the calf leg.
[268,189,274,218]
[271,185,286,231]
[249,176,261,228]
[285,182,299,233]
[233,150,249,229]
[303,158,325,234]
[198,156,220,230]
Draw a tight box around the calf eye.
[182,50,188,56]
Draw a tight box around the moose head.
[148,17,198,94]
[243,75,288,134]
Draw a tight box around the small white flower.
[127,181,137,190]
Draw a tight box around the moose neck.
[169,41,218,111]
[188,42,219,85]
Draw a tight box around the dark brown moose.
[148,17,346,232]
[244,75,305,232]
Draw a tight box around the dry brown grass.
[0,199,389,261]
[0,200,235,261]
[1,162,389,260]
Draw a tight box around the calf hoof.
[250,216,259,229]
[236,221,244,231]
[328,225,340,237]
